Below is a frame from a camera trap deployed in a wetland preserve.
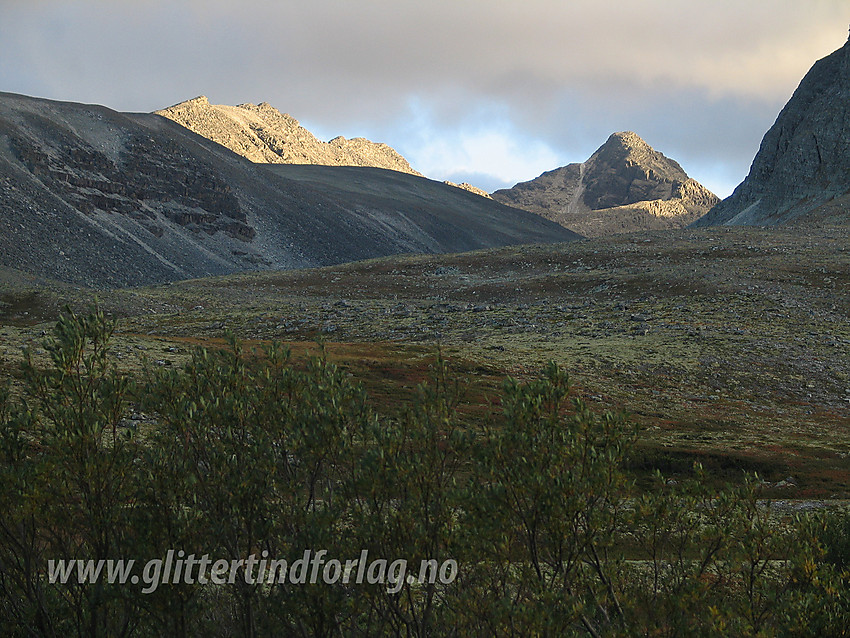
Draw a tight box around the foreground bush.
[0,309,848,636]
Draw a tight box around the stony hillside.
[493,132,719,237]
[155,96,422,176]
[694,37,850,227]
[0,92,578,288]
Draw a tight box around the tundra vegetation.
[1,308,849,637]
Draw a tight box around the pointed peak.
[591,131,680,175]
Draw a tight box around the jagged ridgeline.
[492,132,719,237]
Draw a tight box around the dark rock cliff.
[694,37,850,227]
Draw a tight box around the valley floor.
[2,225,849,494]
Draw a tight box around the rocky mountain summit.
[695,37,850,227]
[155,96,421,176]
[492,132,719,237]
[0,92,577,288]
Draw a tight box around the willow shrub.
[1,309,849,637]
[0,308,140,638]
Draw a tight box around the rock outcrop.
[0,92,578,288]
[156,96,422,176]
[444,181,492,199]
[694,37,850,227]
[492,132,719,237]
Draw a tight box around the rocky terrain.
[2,224,848,494]
[696,37,850,227]
[493,132,719,237]
[0,92,577,288]
[156,96,422,176]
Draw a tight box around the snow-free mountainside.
[492,131,720,237]
[0,92,579,288]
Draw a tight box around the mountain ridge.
[155,96,422,176]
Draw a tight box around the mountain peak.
[583,132,693,209]
[590,131,687,181]
[492,131,718,236]
[155,97,421,175]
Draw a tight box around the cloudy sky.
[2,1,848,197]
